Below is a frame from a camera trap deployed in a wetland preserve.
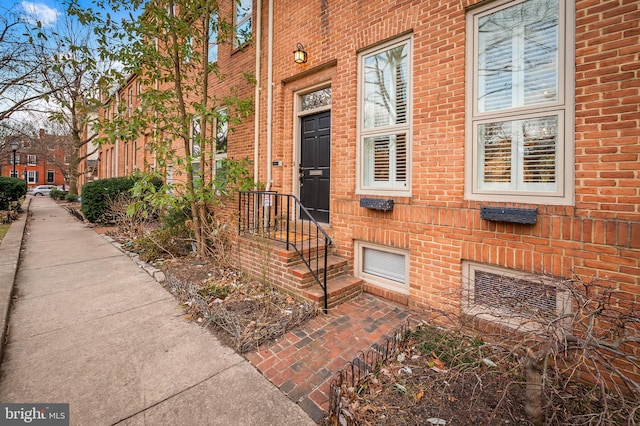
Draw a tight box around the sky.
[2,0,137,29]
[1,0,134,133]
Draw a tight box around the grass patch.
[0,224,10,243]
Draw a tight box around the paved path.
[246,294,414,421]
[0,197,314,426]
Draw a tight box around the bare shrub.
[336,272,640,426]
[462,273,640,425]
[104,192,155,240]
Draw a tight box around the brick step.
[287,254,348,288]
[263,238,332,266]
[300,275,363,310]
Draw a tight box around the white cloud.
[21,1,60,27]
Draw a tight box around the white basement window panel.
[356,242,409,295]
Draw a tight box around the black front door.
[300,111,331,223]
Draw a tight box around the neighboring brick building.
[93,0,639,331]
[2,129,69,189]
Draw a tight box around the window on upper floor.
[214,108,228,183]
[234,0,252,48]
[357,35,412,196]
[191,117,201,160]
[27,155,37,165]
[209,12,218,62]
[127,87,133,116]
[465,0,574,205]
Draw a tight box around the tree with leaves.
[72,0,255,256]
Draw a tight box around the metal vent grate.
[474,270,557,320]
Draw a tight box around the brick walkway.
[244,293,418,422]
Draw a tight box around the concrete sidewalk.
[0,197,315,425]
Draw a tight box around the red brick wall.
[259,0,639,315]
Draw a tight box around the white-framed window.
[10,171,18,178]
[214,108,228,181]
[127,86,133,116]
[133,140,138,170]
[110,148,115,178]
[357,35,412,196]
[27,155,37,165]
[191,117,201,159]
[209,12,218,63]
[465,0,575,204]
[354,241,409,295]
[27,171,36,183]
[462,261,571,331]
[47,169,54,183]
[124,141,129,173]
[234,0,252,48]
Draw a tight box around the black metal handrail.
[238,191,332,312]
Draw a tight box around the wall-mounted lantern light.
[293,43,308,64]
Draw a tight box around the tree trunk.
[524,348,545,426]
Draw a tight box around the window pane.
[364,133,407,188]
[236,19,251,46]
[363,247,406,283]
[236,0,251,21]
[191,118,201,157]
[524,17,558,105]
[209,13,218,62]
[364,44,408,128]
[477,0,559,113]
[480,121,513,184]
[235,0,252,47]
[301,88,332,111]
[523,116,557,184]
[216,110,228,155]
[478,116,558,191]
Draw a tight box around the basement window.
[462,261,571,330]
[355,241,409,295]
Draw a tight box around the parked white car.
[28,185,58,196]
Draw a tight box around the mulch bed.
[156,256,318,353]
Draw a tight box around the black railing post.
[323,236,329,312]
[286,195,291,250]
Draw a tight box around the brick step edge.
[300,275,363,310]
[288,255,348,279]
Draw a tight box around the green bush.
[0,177,27,210]
[81,175,162,223]
[49,189,68,200]
[65,193,79,202]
